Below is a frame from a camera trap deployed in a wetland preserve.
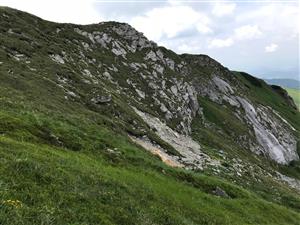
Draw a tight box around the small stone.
[91,95,112,104]
[170,85,178,95]
[103,71,112,80]
[160,103,168,113]
[136,89,145,99]
[212,186,229,198]
[49,54,65,64]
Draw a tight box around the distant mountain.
[265,78,300,90]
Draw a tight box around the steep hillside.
[264,78,300,110]
[286,88,300,109]
[0,7,300,224]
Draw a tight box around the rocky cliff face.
[66,22,299,165]
[1,7,299,172]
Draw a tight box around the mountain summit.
[1,7,300,224]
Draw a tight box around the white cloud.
[130,5,212,41]
[208,38,233,48]
[265,43,278,53]
[208,25,262,49]
[0,0,102,24]
[212,2,236,17]
[196,23,213,34]
[234,25,262,40]
[236,4,299,39]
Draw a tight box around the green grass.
[198,97,248,136]
[1,134,300,225]
[287,88,300,110]
[0,103,298,224]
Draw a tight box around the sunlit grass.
[287,88,300,110]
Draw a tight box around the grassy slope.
[287,88,300,110]
[0,70,298,224]
[1,107,300,225]
[0,69,299,225]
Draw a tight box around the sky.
[0,0,299,80]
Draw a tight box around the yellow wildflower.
[2,199,23,208]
